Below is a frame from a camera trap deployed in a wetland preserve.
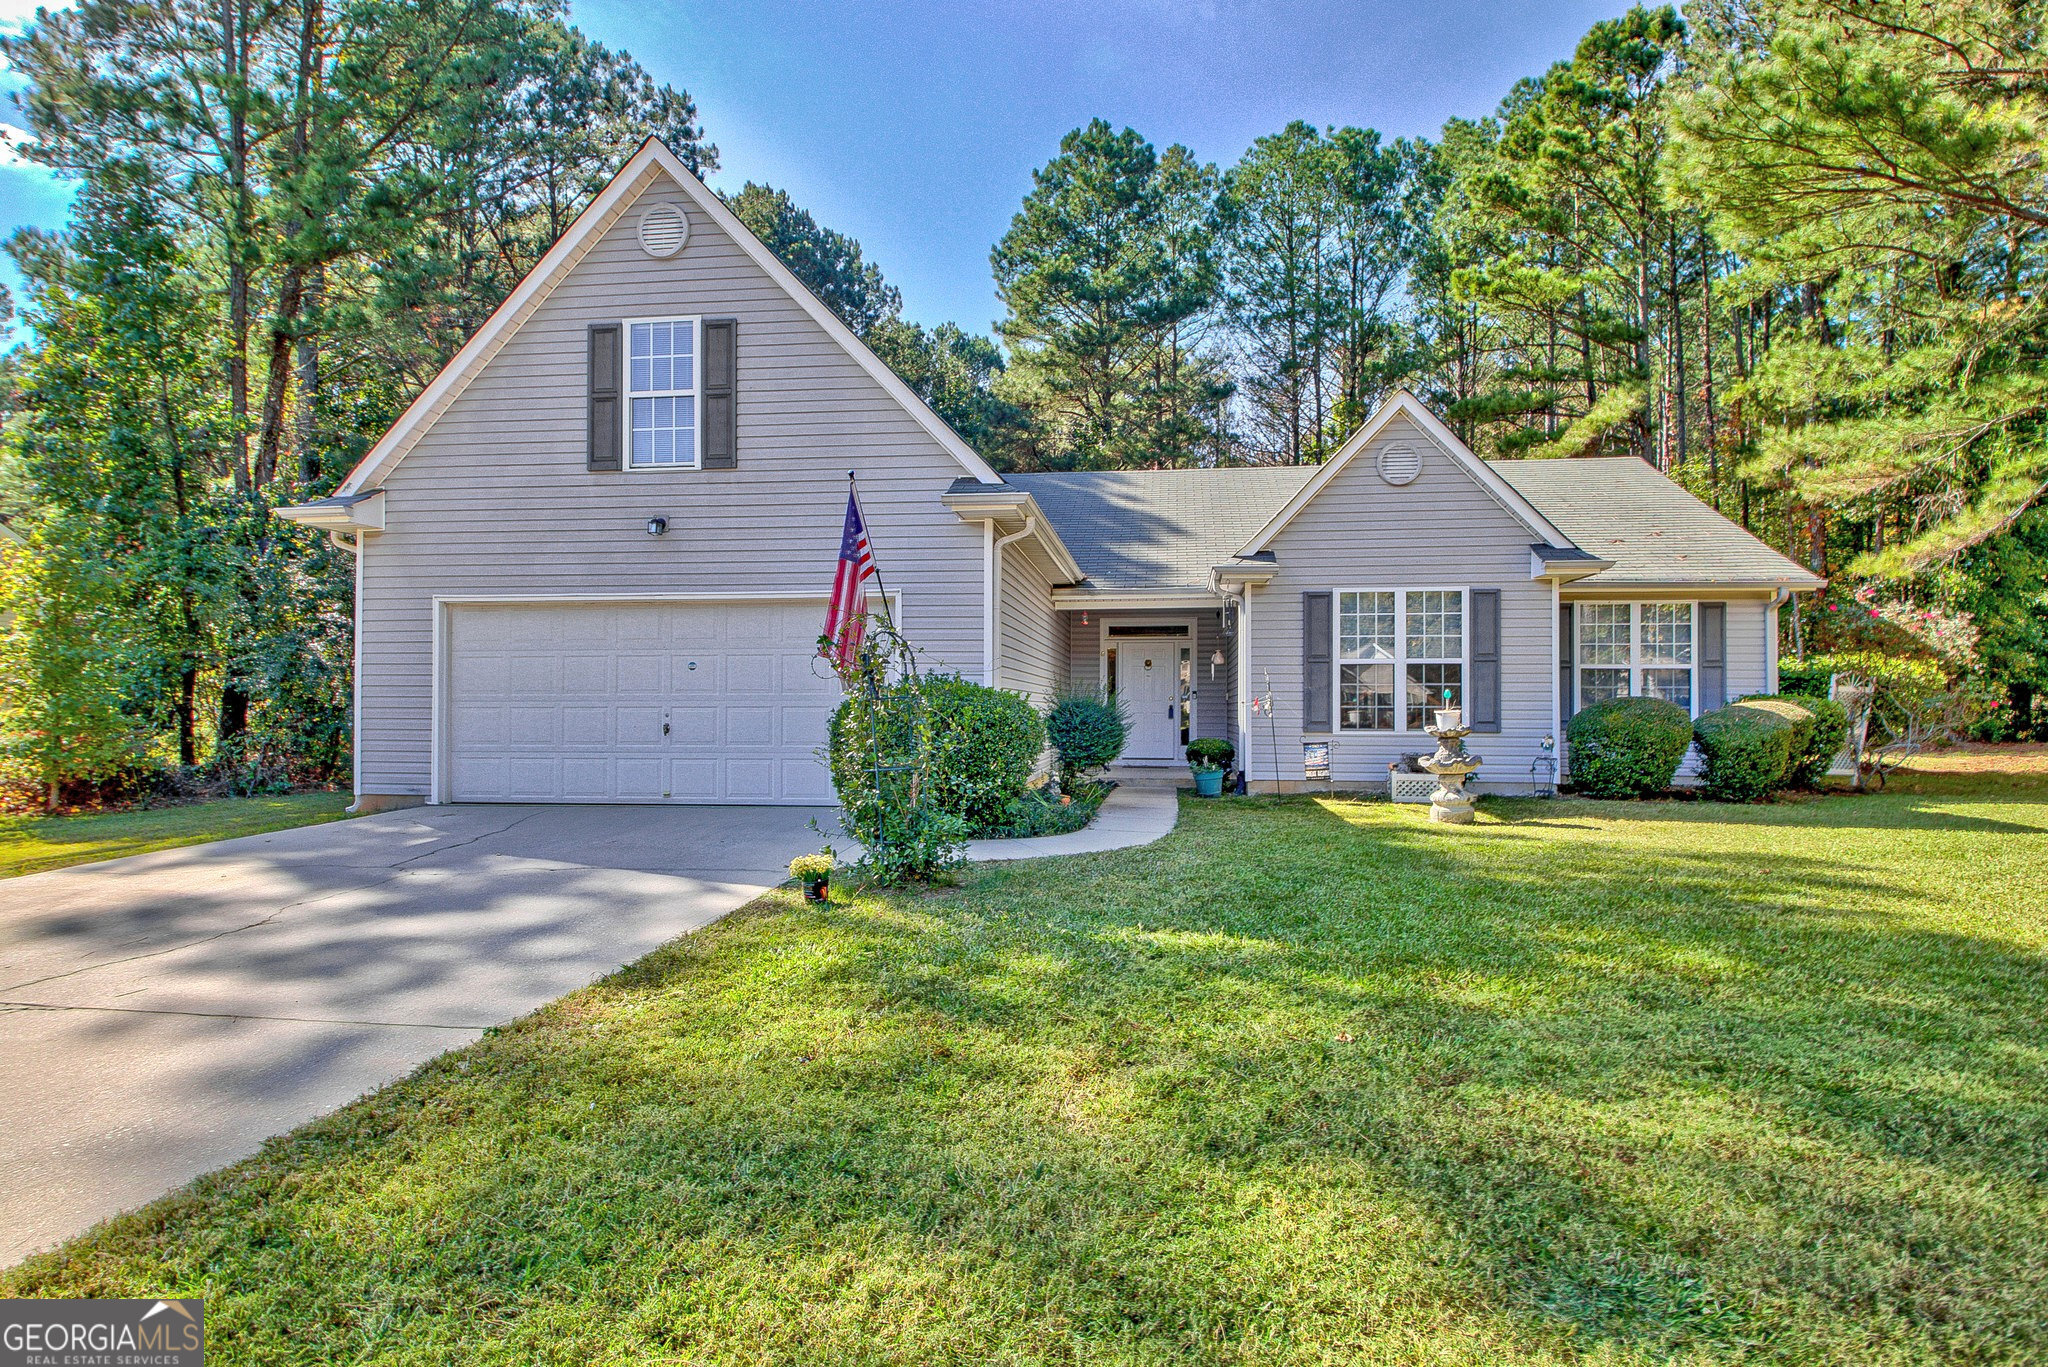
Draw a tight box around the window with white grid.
[1336,589,1464,732]
[1576,602,1697,713]
[627,318,699,468]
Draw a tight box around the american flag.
[821,488,875,667]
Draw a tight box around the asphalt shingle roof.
[988,455,1819,592]
[1004,467,1313,592]
[1493,457,1823,587]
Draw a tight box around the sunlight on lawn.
[7,770,2043,1365]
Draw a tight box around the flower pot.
[1192,767,1225,797]
[801,876,829,902]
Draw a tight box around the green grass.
[0,792,352,877]
[8,770,2047,1364]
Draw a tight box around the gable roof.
[1494,457,1825,589]
[333,139,1002,497]
[1236,390,1571,554]
[1003,467,1314,592]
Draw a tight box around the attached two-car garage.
[443,599,842,804]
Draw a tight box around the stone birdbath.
[1419,705,1483,825]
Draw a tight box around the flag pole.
[847,469,900,637]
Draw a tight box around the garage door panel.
[616,655,666,694]
[669,706,719,745]
[449,601,839,804]
[561,706,611,746]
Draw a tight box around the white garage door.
[446,600,842,803]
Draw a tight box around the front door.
[1112,631,1188,762]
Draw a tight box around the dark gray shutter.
[1559,603,1575,721]
[1470,589,1501,732]
[701,317,737,469]
[587,323,622,472]
[1302,592,1333,732]
[1699,602,1728,710]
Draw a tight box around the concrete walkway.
[963,786,1180,861]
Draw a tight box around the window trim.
[1575,600,1700,717]
[622,314,703,472]
[1332,587,1470,734]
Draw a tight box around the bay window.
[1576,602,1695,713]
[1338,589,1464,731]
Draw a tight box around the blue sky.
[0,0,1632,333]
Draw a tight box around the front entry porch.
[1059,602,1238,769]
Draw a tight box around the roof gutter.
[941,487,1084,584]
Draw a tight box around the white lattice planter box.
[1389,772,1437,805]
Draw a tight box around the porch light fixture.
[646,516,669,537]
[1210,647,1224,679]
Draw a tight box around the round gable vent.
[638,203,690,258]
[1377,446,1422,486]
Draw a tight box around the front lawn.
[0,792,353,878]
[8,773,2045,1364]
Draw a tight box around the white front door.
[1114,633,1187,763]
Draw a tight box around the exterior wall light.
[647,516,669,537]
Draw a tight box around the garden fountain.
[1419,702,1483,825]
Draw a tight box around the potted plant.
[1186,738,1235,797]
[788,851,834,902]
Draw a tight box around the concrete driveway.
[0,802,835,1267]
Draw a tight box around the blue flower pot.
[1192,767,1225,797]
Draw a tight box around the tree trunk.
[219,683,251,745]
[223,0,253,493]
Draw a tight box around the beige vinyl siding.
[357,169,987,799]
[1064,608,1234,746]
[1246,413,1554,793]
[997,543,1061,703]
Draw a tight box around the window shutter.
[587,323,622,472]
[701,317,737,469]
[1699,602,1728,710]
[1470,589,1501,732]
[1559,603,1575,720]
[1302,592,1333,732]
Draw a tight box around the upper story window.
[1338,588,1465,731]
[1578,602,1695,712]
[627,317,699,468]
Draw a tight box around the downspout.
[989,516,1039,692]
[1768,586,1792,693]
[1226,583,1249,790]
[324,529,365,811]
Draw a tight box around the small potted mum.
[1186,738,1235,798]
[788,851,834,902]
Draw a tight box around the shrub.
[1776,658,1832,699]
[1186,737,1235,771]
[1694,704,1794,802]
[984,780,1110,838]
[1737,694,1848,788]
[828,676,963,882]
[919,675,1046,831]
[827,673,1045,879]
[1564,696,1692,798]
[1045,690,1128,791]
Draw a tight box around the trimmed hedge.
[1186,737,1235,770]
[1694,704,1793,802]
[1564,696,1692,798]
[920,676,1047,830]
[1736,694,1849,789]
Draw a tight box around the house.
[277,140,1823,810]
